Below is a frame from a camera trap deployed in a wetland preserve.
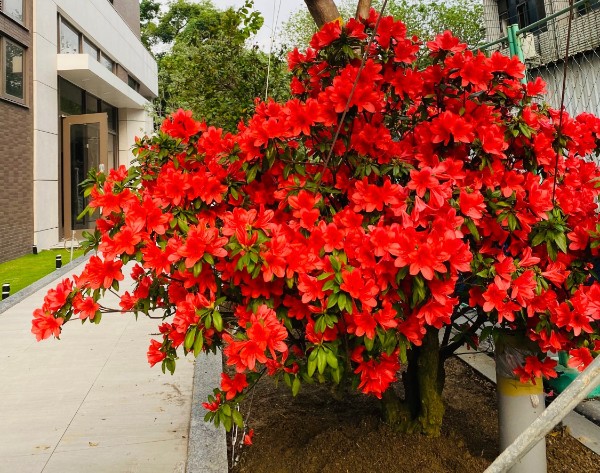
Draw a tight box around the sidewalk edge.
[187,351,228,473]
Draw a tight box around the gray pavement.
[0,260,195,472]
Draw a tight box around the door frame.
[62,113,108,238]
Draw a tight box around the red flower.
[77,256,124,290]
[309,19,342,49]
[202,392,222,412]
[31,308,64,341]
[352,348,400,398]
[243,428,254,446]
[513,356,557,384]
[220,373,249,400]
[340,269,379,308]
[160,108,204,142]
[73,295,100,321]
[568,348,593,371]
[43,278,73,312]
[459,190,485,220]
[175,222,228,268]
[427,30,467,57]
[147,339,166,367]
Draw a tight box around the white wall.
[118,108,154,167]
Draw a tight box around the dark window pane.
[60,18,80,54]
[4,40,24,99]
[82,38,98,59]
[101,101,117,132]
[100,53,114,72]
[59,78,83,115]
[85,92,100,114]
[2,0,23,23]
[127,75,140,92]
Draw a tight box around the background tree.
[142,0,289,132]
[283,0,484,50]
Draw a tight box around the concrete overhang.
[57,54,149,109]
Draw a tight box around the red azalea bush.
[34,10,600,436]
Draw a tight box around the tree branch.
[439,308,488,361]
[355,0,371,21]
[304,0,341,29]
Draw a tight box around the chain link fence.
[478,0,600,119]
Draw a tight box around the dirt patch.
[231,357,598,473]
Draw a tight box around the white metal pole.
[496,374,547,473]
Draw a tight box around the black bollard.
[56,255,62,269]
[2,283,9,300]
[32,245,38,255]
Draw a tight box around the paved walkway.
[0,261,194,473]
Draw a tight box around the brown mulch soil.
[230,357,599,473]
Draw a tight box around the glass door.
[62,113,108,238]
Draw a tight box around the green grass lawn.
[0,248,85,297]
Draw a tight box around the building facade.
[33,0,157,251]
[0,0,34,263]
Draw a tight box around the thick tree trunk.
[304,0,341,28]
[382,328,445,436]
[355,0,372,21]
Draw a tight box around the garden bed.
[231,357,598,472]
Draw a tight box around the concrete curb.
[0,253,90,314]
[187,351,228,473]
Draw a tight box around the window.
[498,0,509,35]
[127,75,140,93]
[82,37,99,60]
[2,38,25,102]
[99,53,114,72]
[1,0,23,23]
[59,18,80,54]
[578,0,600,15]
[59,77,83,115]
[498,0,546,33]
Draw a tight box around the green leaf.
[555,233,568,253]
[178,218,189,233]
[212,310,223,332]
[326,350,338,369]
[232,409,244,428]
[329,256,341,272]
[546,241,558,261]
[307,357,317,378]
[292,377,301,397]
[327,293,339,309]
[531,232,546,247]
[184,326,197,351]
[193,330,204,357]
[317,348,327,374]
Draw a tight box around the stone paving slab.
[0,261,194,472]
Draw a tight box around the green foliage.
[281,0,485,49]
[144,0,290,132]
